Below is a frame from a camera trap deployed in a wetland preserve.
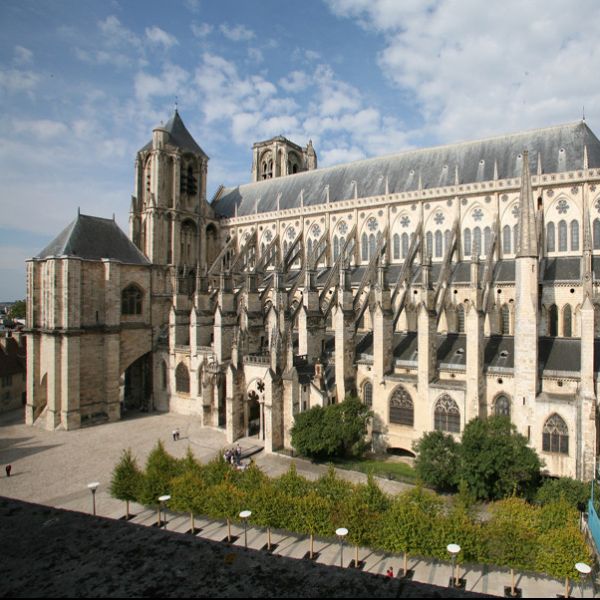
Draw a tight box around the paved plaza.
[0,408,597,597]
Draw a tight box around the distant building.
[26,110,600,479]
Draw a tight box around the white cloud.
[327,0,600,143]
[14,46,33,65]
[279,70,311,93]
[220,23,255,42]
[191,22,213,38]
[145,26,179,49]
[320,146,365,167]
[13,119,68,140]
[0,68,40,95]
[134,64,189,101]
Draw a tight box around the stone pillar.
[579,295,596,480]
[44,334,61,430]
[465,256,485,420]
[263,369,283,453]
[282,368,299,450]
[373,265,393,383]
[103,260,121,422]
[25,332,40,426]
[417,256,436,402]
[298,269,325,361]
[334,266,356,400]
[60,335,81,429]
[214,273,236,362]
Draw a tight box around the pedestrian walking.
[5,464,12,477]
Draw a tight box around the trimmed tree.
[110,448,143,519]
[139,440,181,507]
[413,430,459,492]
[485,498,538,595]
[292,491,333,559]
[204,481,246,542]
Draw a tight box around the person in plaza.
[5,464,11,477]
[386,566,394,578]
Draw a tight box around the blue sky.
[2,0,600,300]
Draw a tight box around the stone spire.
[516,150,537,258]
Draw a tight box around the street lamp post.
[336,527,348,569]
[447,543,462,588]
[575,562,591,598]
[158,494,171,529]
[239,510,252,549]
[87,482,99,516]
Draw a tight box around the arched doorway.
[121,352,152,412]
[246,379,265,438]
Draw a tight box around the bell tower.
[130,110,215,273]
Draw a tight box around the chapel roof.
[212,121,600,218]
[34,213,150,265]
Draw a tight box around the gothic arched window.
[121,284,143,315]
[494,394,511,418]
[457,304,465,333]
[484,226,491,255]
[570,220,579,251]
[434,394,461,433]
[503,225,511,254]
[558,220,567,251]
[393,234,400,260]
[369,233,376,259]
[333,236,340,261]
[402,233,409,258]
[363,381,373,408]
[501,304,510,334]
[514,223,519,254]
[444,229,451,253]
[435,230,443,258]
[389,386,414,426]
[175,363,190,394]
[361,232,368,261]
[548,304,558,336]
[473,227,482,257]
[542,414,569,454]
[463,228,472,256]
[426,231,433,257]
[546,222,555,252]
[594,219,600,250]
[563,304,572,337]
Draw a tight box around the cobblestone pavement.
[0,408,596,598]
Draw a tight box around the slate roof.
[140,110,208,157]
[213,121,600,218]
[35,214,150,265]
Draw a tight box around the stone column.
[334,266,356,400]
[417,256,436,404]
[372,265,393,383]
[465,256,485,420]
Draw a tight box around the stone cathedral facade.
[26,111,600,480]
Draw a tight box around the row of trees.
[110,442,591,586]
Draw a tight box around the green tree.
[204,481,247,542]
[291,395,372,459]
[292,491,334,559]
[413,430,459,492]
[139,440,181,506]
[314,465,354,513]
[485,498,538,595]
[9,300,26,319]
[273,463,313,497]
[536,525,592,596]
[110,448,143,519]
[458,416,541,501]
[170,448,206,533]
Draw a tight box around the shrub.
[536,477,593,511]
[413,430,459,492]
[291,395,372,459]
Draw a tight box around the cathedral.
[26,110,600,480]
